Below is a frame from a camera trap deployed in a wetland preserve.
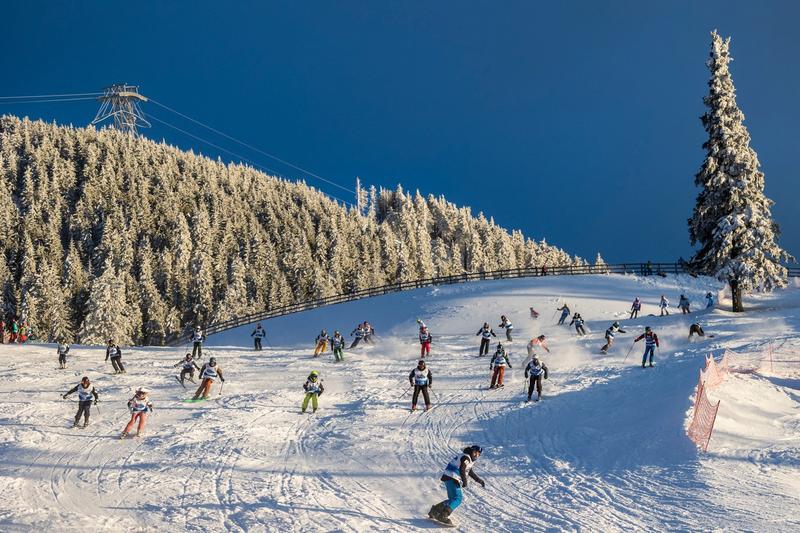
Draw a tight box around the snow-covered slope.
[1,274,798,532]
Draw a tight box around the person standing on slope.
[705,292,715,309]
[302,370,324,413]
[174,353,201,385]
[475,323,496,357]
[105,339,126,374]
[314,330,330,357]
[678,294,691,314]
[659,295,670,316]
[250,323,266,351]
[557,304,571,325]
[569,313,586,336]
[600,322,626,354]
[630,297,642,319]
[419,325,433,358]
[121,387,153,438]
[409,359,433,412]
[498,315,513,342]
[193,357,225,400]
[57,341,70,369]
[489,343,512,389]
[349,323,365,349]
[62,376,99,428]
[428,445,486,526]
[525,356,549,402]
[332,331,345,362]
[191,326,205,358]
[634,326,659,368]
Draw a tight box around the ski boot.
[649,362,654,368]
[428,502,447,520]
[642,363,646,368]
[72,420,81,428]
[438,505,454,526]
[424,404,431,412]
[83,420,90,428]
[411,405,417,412]
[120,432,129,439]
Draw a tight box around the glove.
[221,379,225,383]
[62,394,68,399]
[479,480,486,488]
[508,364,513,369]
[94,400,98,405]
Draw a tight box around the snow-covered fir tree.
[593,253,609,274]
[688,31,793,312]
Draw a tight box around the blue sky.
[3,1,798,262]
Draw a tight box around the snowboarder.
[634,326,659,368]
[630,297,642,319]
[600,322,626,354]
[428,445,485,526]
[121,387,153,438]
[105,339,125,374]
[302,370,324,413]
[62,376,99,428]
[475,323,497,357]
[314,330,330,357]
[557,304,571,325]
[173,353,201,385]
[192,357,224,400]
[332,331,345,362]
[688,323,710,341]
[250,323,266,351]
[529,307,540,319]
[705,292,715,309]
[489,344,512,389]
[191,326,205,358]
[525,356,548,401]
[498,315,513,342]
[419,325,433,358]
[409,359,433,412]
[57,341,70,369]
[678,294,691,314]
[659,295,670,316]
[569,313,586,336]
[349,324,365,349]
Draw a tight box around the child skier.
[678,294,691,314]
[557,304,571,325]
[634,326,660,368]
[569,313,586,336]
[529,307,540,319]
[428,445,486,526]
[105,339,125,374]
[192,357,225,400]
[57,341,70,369]
[659,295,670,316]
[498,315,513,342]
[475,323,496,357]
[332,331,345,362]
[489,343,512,389]
[121,387,153,438]
[251,323,266,351]
[191,326,205,358]
[408,359,433,412]
[419,326,433,358]
[630,297,642,319]
[174,353,201,386]
[62,376,99,428]
[302,370,324,413]
[525,356,549,402]
[314,330,330,357]
[600,322,626,354]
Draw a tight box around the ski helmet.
[81,376,90,384]
[483,323,489,328]
[321,330,327,336]
[613,322,619,328]
[185,353,192,359]
[418,359,426,367]
[334,330,340,335]
[497,342,503,348]
[136,387,150,394]
[209,357,217,366]
[538,335,546,341]
[107,338,113,344]
[464,445,483,455]
[310,370,319,377]
[645,326,652,332]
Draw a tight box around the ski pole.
[623,342,635,363]
[219,382,224,397]
[95,401,100,415]
[399,385,411,400]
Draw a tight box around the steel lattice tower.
[92,84,150,135]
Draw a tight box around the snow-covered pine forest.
[0,116,583,345]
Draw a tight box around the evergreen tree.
[79,257,132,345]
[688,31,793,311]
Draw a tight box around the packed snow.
[1,274,798,532]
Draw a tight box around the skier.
[250,323,266,351]
[332,331,345,362]
[121,387,154,438]
[349,323,365,349]
[363,321,375,344]
[105,339,125,374]
[600,322,626,354]
[419,325,433,358]
[62,376,99,428]
[498,315,513,342]
[314,330,330,357]
[475,323,496,357]
[659,295,670,316]
[57,341,70,369]
[408,359,433,412]
[569,313,586,336]
[489,343,512,389]
[9,318,19,343]
[191,326,205,358]
[302,370,324,413]
[529,307,540,319]
[688,323,709,341]
[0,317,5,343]
[557,304,571,325]
[428,445,486,526]
[525,356,549,402]
[630,297,642,319]
[678,294,691,314]
[173,353,201,386]
[705,292,715,309]
[192,357,225,400]
[525,335,550,368]
[634,326,660,368]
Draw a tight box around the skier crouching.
[122,387,153,438]
[409,359,433,412]
[525,356,548,402]
[428,445,486,526]
[193,357,224,399]
[174,353,201,385]
[62,376,99,428]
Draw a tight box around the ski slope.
[1,274,799,532]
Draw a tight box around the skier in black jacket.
[408,360,433,412]
[62,376,99,428]
[105,340,125,373]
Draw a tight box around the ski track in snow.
[1,275,799,531]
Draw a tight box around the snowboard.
[182,397,209,403]
[427,517,456,528]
